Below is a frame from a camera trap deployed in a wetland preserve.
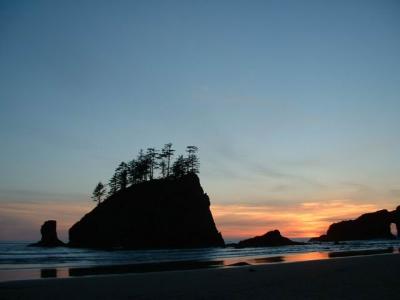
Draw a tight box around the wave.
[1,239,400,270]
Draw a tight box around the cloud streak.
[0,200,92,241]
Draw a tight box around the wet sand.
[1,253,399,299]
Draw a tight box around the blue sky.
[1,0,400,240]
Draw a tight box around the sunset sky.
[1,0,400,241]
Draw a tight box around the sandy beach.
[1,253,399,299]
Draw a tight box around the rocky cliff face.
[69,174,224,249]
[310,207,400,242]
[29,220,65,247]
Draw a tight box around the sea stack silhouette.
[69,173,224,249]
[29,220,65,247]
[310,206,400,242]
[237,230,304,248]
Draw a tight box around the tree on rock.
[115,162,129,190]
[162,143,175,176]
[146,148,158,180]
[127,159,139,185]
[158,155,167,178]
[186,146,199,174]
[108,173,118,196]
[103,143,200,197]
[92,182,106,205]
[172,155,187,178]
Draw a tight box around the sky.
[1,0,400,241]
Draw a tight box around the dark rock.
[309,234,328,243]
[29,220,65,247]
[228,262,251,266]
[309,207,400,242]
[69,174,224,249]
[237,230,304,248]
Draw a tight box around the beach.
[1,253,399,299]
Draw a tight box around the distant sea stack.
[310,206,400,242]
[237,230,304,248]
[29,220,65,247]
[69,173,224,249]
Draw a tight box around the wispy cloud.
[390,189,400,198]
[203,135,325,190]
[248,163,324,188]
[0,200,92,241]
[0,188,86,202]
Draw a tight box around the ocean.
[1,239,399,282]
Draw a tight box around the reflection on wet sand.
[1,247,397,282]
[39,268,69,279]
[284,251,329,263]
[56,247,400,278]
[251,256,285,264]
[224,247,397,267]
[40,269,57,278]
[328,247,394,258]
[224,256,284,266]
[68,260,224,277]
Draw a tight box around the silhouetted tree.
[172,155,187,178]
[136,149,150,181]
[162,143,175,176]
[146,148,158,180]
[108,173,118,196]
[103,144,199,197]
[127,159,139,185]
[115,162,128,190]
[158,157,167,178]
[186,145,200,174]
[91,182,106,205]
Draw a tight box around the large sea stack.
[69,173,224,249]
[310,206,400,242]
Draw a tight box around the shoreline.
[0,247,397,283]
[1,253,399,299]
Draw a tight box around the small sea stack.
[237,230,304,248]
[29,220,65,247]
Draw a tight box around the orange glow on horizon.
[211,200,391,239]
[0,201,92,241]
[0,199,396,242]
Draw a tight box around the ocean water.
[1,239,399,282]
